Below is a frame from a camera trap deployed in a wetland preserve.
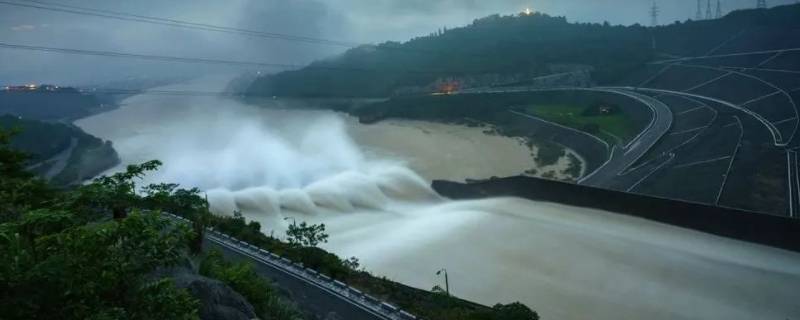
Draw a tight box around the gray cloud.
[0,0,796,85]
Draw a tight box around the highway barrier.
[162,213,419,320]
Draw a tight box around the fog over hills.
[1,0,797,85]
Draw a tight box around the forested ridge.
[247,4,800,98]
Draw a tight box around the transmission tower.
[696,0,704,20]
[706,0,713,19]
[716,0,723,18]
[650,1,659,26]
[757,0,767,8]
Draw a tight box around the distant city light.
[524,8,533,15]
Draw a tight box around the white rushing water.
[76,77,800,320]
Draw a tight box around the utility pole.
[706,0,713,19]
[757,0,767,8]
[650,1,659,27]
[436,268,450,296]
[696,0,704,20]
[716,0,723,19]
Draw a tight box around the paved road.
[634,75,791,148]
[204,236,392,320]
[577,88,673,188]
[160,214,417,320]
[453,86,673,188]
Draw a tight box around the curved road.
[164,214,415,320]
[454,86,674,188]
[579,88,673,189]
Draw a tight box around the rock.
[157,265,258,320]
[177,275,258,320]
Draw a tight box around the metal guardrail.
[162,213,418,320]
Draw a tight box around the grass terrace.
[523,103,635,145]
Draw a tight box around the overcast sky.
[0,0,796,85]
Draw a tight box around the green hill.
[0,115,119,186]
[0,86,107,121]
[246,4,800,98]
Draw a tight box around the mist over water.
[76,77,800,320]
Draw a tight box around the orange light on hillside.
[437,80,461,95]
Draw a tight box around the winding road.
[453,86,674,188]
[163,213,417,320]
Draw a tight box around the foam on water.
[74,77,800,320]
[205,165,438,216]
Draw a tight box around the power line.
[3,87,233,97]
[0,42,302,68]
[0,0,355,47]
[0,0,486,58]
[0,41,463,76]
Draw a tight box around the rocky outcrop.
[174,274,258,320]
[154,264,258,320]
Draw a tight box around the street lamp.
[436,268,450,296]
[283,217,296,226]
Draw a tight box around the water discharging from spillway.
[76,78,800,320]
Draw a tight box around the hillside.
[246,4,800,98]
[0,115,119,186]
[0,86,110,121]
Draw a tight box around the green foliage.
[211,214,353,279]
[0,115,120,187]
[0,87,100,121]
[1,127,542,320]
[198,190,543,320]
[80,160,162,219]
[200,250,305,320]
[0,210,197,319]
[525,103,633,143]
[534,140,567,167]
[488,302,540,320]
[342,256,361,272]
[286,221,329,247]
[562,153,583,181]
[0,130,199,319]
[0,115,73,161]
[248,12,654,97]
[0,129,55,223]
[248,5,800,98]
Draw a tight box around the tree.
[0,133,201,319]
[491,302,540,320]
[200,250,305,320]
[0,210,198,319]
[0,128,54,223]
[92,160,162,219]
[139,183,213,255]
[342,256,361,271]
[286,221,329,247]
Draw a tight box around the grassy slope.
[524,104,634,143]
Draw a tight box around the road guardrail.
[162,213,419,320]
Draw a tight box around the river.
[76,77,800,320]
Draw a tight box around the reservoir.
[76,77,800,320]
